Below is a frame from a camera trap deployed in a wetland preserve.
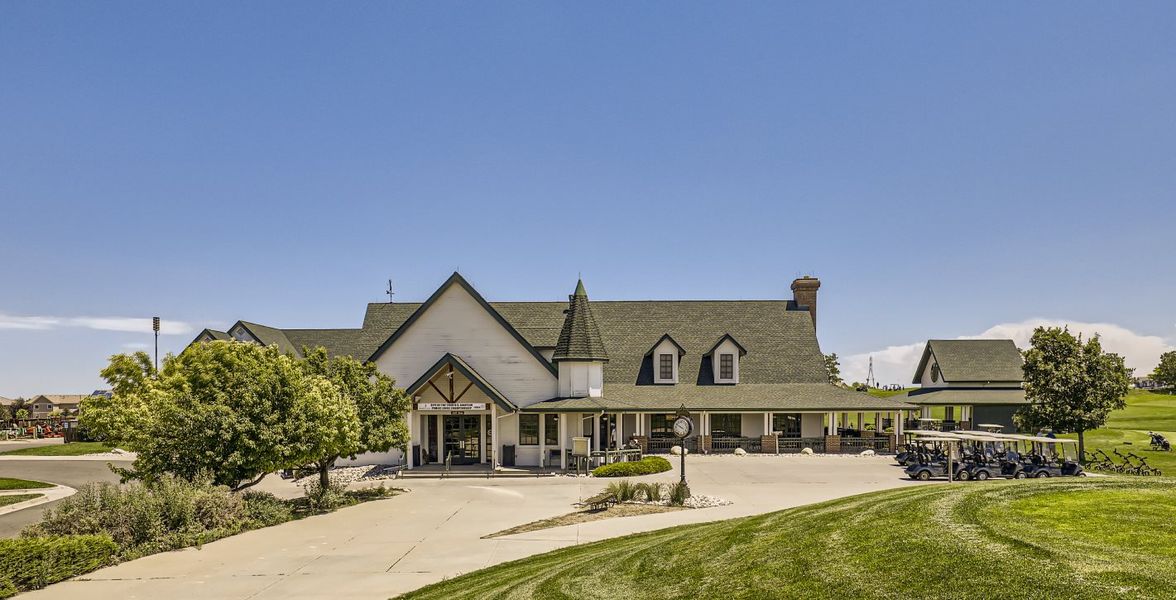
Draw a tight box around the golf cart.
[948,432,1006,481]
[1019,437,1084,478]
[904,436,968,481]
[1149,431,1171,452]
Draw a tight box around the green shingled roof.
[525,384,914,412]
[913,340,1024,384]
[551,279,608,362]
[898,387,1027,406]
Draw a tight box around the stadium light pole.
[152,316,161,373]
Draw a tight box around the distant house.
[28,394,89,418]
[896,340,1028,432]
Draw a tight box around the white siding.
[373,284,558,407]
[558,361,604,397]
[919,358,946,388]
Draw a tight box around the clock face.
[672,416,693,438]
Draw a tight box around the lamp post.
[152,316,160,372]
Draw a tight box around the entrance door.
[443,415,481,465]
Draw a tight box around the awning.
[405,353,518,412]
[898,387,1027,406]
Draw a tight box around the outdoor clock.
[672,415,694,439]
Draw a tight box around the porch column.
[895,411,904,436]
[856,413,864,432]
[763,412,771,436]
[875,412,882,434]
[479,414,487,464]
[559,413,567,470]
[593,413,601,452]
[539,413,546,469]
[491,404,499,469]
[406,412,415,470]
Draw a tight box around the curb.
[0,484,78,516]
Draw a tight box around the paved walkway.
[0,458,129,537]
[25,454,924,599]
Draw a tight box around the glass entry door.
[443,415,481,465]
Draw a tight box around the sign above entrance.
[417,402,487,412]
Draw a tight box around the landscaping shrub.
[303,480,349,512]
[637,482,664,502]
[24,475,262,558]
[0,535,119,597]
[667,482,691,506]
[591,456,672,477]
[241,490,294,527]
[605,480,640,502]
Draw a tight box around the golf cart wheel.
[917,470,931,481]
[1035,471,1049,478]
[976,471,989,481]
[1014,471,1027,479]
[957,470,970,481]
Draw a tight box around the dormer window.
[707,334,746,384]
[647,334,685,384]
[659,354,674,380]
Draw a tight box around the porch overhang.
[898,387,1027,406]
[405,353,518,412]
[522,383,916,413]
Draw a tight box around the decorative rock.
[800,447,814,455]
[860,449,876,456]
[733,448,747,456]
[670,445,689,456]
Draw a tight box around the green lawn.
[0,478,54,490]
[0,494,42,508]
[0,441,114,457]
[400,478,1176,600]
[1061,389,1176,474]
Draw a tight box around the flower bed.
[591,456,672,477]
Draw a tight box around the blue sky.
[2,2,1174,396]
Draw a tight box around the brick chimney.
[791,276,821,328]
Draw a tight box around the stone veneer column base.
[760,435,778,454]
[825,435,841,454]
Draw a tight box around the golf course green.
[399,478,1176,600]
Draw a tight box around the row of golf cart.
[897,425,1084,481]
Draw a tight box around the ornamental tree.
[300,347,410,488]
[1014,327,1131,462]
[83,342,343,491]
[1152,351,1176,390]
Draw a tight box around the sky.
[2,2,1174,397]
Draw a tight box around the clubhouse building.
[192,273,914,469]
[897,339,1028,432]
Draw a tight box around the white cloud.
[121,342,152,350]
[0,313,194,335]
[843,318,1174,386]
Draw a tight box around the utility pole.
[152,316,161,373]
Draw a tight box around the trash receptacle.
[502,444,515,467]
[412,444,421,466]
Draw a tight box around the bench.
[581,491,617,511]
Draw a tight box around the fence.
[711,436,762,453]
[647,437,698,454]
[778,436,826,453]
[838,436,891,453]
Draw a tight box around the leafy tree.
[83,342,341,491]
[15,408,29,421]
[1152,351,1176,390]
[299,348,410,488]
[823,353,844,386]
[1015,327,1131,462]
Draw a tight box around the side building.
[191,273,914,468]
[899,339,1028,432]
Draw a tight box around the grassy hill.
[1062,389,1176,474]
[400,478,1176,600]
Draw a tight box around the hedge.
[0,535,119,598]
[592,456,673,477]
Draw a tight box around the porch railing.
[711,436,762,453]
[647,436,698,454]
[838,436,891,452]
[778,436,826,453]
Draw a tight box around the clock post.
[672,405,694,486]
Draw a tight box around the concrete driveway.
[25,454,922,599]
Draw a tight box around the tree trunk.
[319,462,330,489]
[1077,430,1085,465]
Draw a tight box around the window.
[773,413,802,438]
[519,414,539,446]
[719,354,734,380]
[650,414,674,438]
[711,414,742,437]
[544,414,559,446]
[659,354,674,381]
